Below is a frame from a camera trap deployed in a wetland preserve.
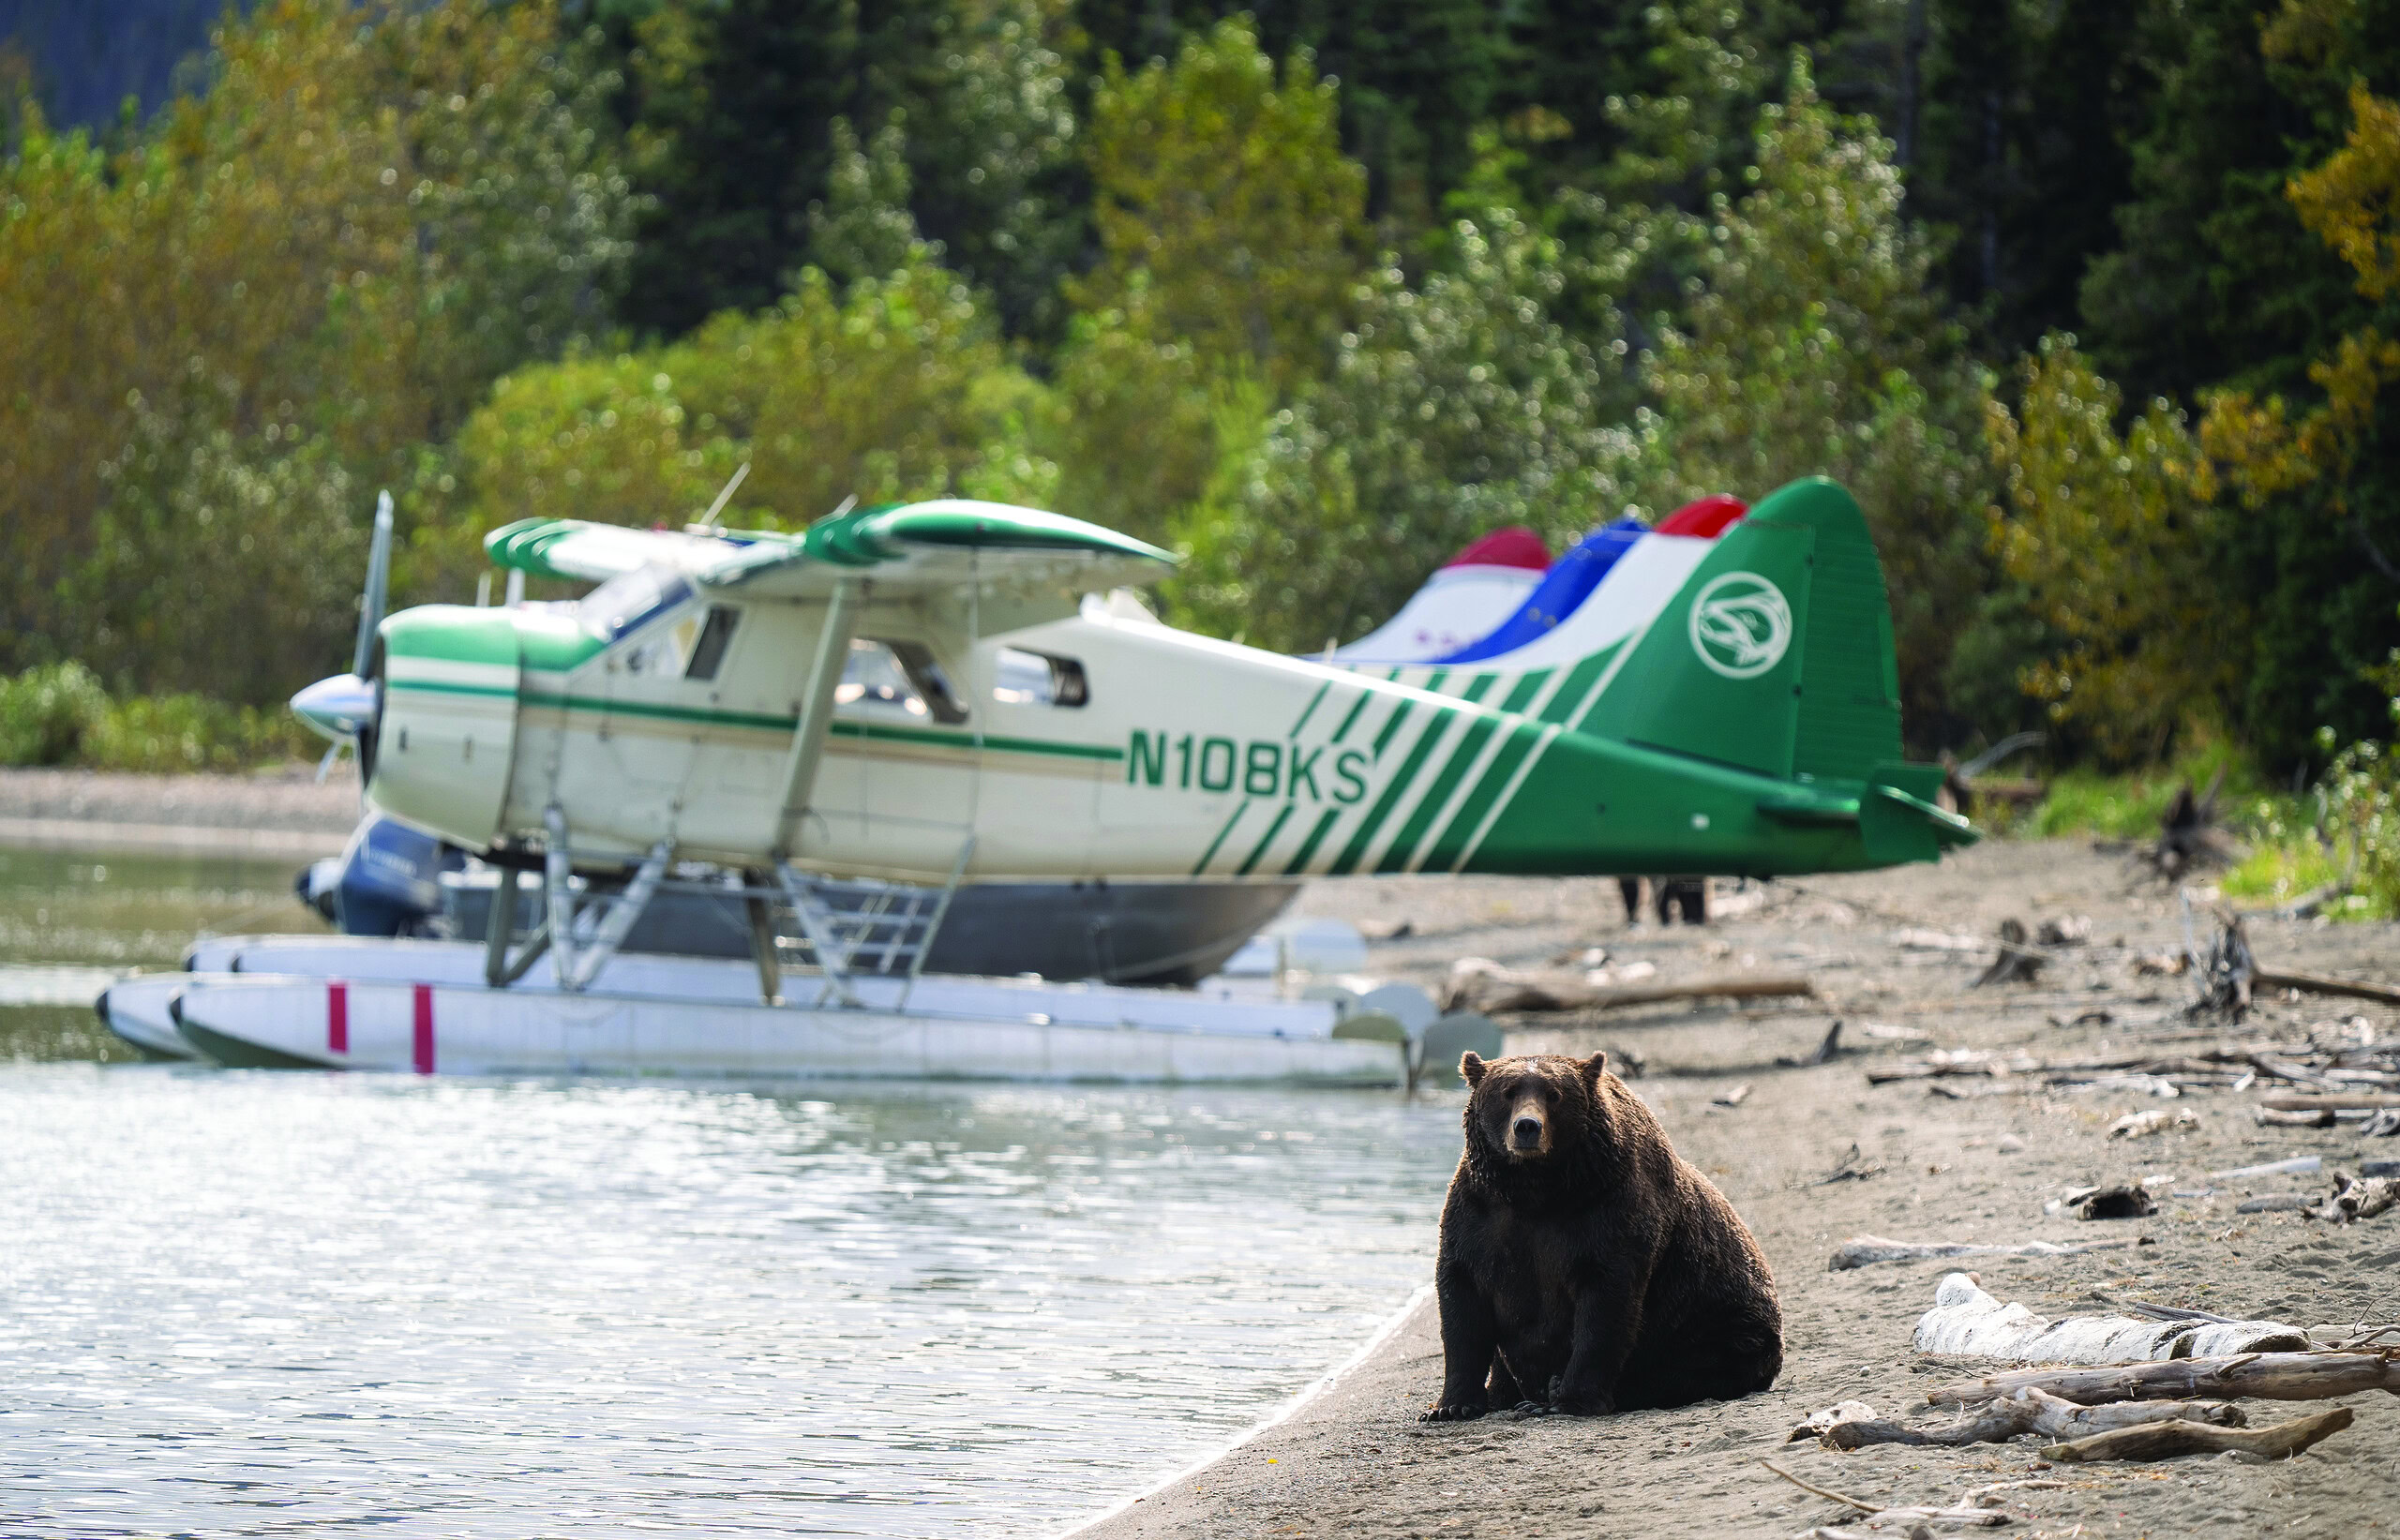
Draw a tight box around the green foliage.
[0,0,635,702]
[809,115,928,289]
[617,0,1075,338]
[0,663,314,771]
[1073,17,1368,394]
[1632,56,1998,742]
[1043,16,1372,546]
[81,694,320,773]
[0,663,107,767]
[2027,741,2271,840]
[1986,337,2230,763]
[458,256,1050,538]
[1169,209,1634,650]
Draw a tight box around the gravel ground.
[0,764,361,837]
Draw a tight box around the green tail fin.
[1581,477,1903,781]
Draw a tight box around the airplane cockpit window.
[578,564,695,643]
[836,638,969,725]
[992,647,1088,708]
[684,606,739,680]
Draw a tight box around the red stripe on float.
[412,983,435,1075]
[328,980,349,1054]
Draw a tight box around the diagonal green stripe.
[1460,673,1496,705]
[1536,641,1624,725]
[1191,800,1250,875]
[1330,708,1455,875]
[1289,680,1331,737]
[1498,668,1551,713]
[1371,697,1416,761]
[1329,688,1373,743]
[1234,802,1297,875]
[1421,722,1538,872]
[1281,808,1342,875]
[1376,716,1497,874]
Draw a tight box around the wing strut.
[772,578,864,860]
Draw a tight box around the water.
[0,846,1462,1537]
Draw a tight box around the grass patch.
[2023,741,2282,841]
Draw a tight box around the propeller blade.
[352,489,394,678]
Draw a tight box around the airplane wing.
[483,519,747,583]
[484,501,1174,598]
[699,500,1176,599]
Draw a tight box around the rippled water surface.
[0,847,1461,1536]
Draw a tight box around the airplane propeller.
[290,489,394,786]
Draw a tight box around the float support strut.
[771,578,862,861]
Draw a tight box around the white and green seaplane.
[141,475,1972,1083]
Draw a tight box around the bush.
[0,664,315,772]
[82,695,318,774]
[0,663,109,767]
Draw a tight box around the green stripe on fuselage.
[1236,802,1297,875]
[1281,807,1342,875]
[1419,719,1540,872]
[1376,714,1497,874]
[1330,706,1455,875]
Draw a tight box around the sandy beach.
[1073,838,2400,1538]
[0,765,358,858]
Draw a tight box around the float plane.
[177,473,1970,1081]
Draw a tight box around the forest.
[0,0,2394,805]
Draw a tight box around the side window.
[992,647,1088,709]
[834,638,970,725]
[684,606,740,681]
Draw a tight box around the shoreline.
[1054,839,2400,1537]
[1055,1286,1436,1539]
[0,765,357,860]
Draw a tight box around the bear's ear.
[1580,1050,1609,1087]
[1460,1052,1488,1087]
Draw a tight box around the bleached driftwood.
[1453,971,1815,1014]
[2041,1405,2353,1463]
[1828,1233,2149,1272]
[2212,1154,2320,1179]
[2262,1091,2400,1113]
[2307,1174,2399,1223]
[1811,1386,2242,1451]
[1912,1273,2307,1362]
[1760,1462,2007,1529]
[1785,1400,1880,1443]
[2107,1108,2194,1138]
[1923,1349,2400,1409]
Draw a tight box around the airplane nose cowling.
[365,606,523,852]
[290,673,377,741]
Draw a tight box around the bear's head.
[1459,1050,1609,1164]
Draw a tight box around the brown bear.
[1421,1050,1781,1421]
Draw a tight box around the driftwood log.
[1829,1233,2150,1271]
[2042,1405,2353,1463]
[1809,1386,2243,1451]
[1759,1463,2008,1529]
[2252,968,2400,1008]
[2308,1174,2399,1223]
[1912,1273,2305,1361]
[2262,1092,2400,1113]
[1453,972,1815,1014]
[1923,1349,2400,1409]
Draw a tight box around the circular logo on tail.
[1688,572,1792,679]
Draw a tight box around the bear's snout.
[1507,1096,1550,1155]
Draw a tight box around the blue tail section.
[1433,517,1646,664]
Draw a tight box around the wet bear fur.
[1422,1051,1781,1420]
